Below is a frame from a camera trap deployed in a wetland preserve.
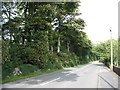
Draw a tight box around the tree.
[2,1,93,79]
[93,40,118,67]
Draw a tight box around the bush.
[45,52,63,70]
[2,63,39,80]
[42,51,80,70]
[17,64,39,75]
[56,51,79,67]
[2,40,10,64]
[2,61,15,80]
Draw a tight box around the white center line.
[40,63,92,86]
[30,63,92,87]
[65,73,71,76]
[40,77,61,86]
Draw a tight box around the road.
[2,61,119,89]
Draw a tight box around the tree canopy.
[2,2,93,80]
[92,39,118,67]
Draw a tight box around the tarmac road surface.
[2,61,119,89]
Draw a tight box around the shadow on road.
[93,63,105,67]
[21,69,79,85]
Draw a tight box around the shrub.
[2,63,39,80]
[17,64,39,75]
[2,61,16,80]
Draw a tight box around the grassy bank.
[2,62,91,84]
[2,51,93,84]
[2,69,61,84]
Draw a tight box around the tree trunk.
[51,46,53,53]
[22,36,25,44]
[57,35,60,53]
[47,30,49,51]
[67,42,70,52]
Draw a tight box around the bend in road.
[2,61,119,88]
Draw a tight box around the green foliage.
[2,61,15,80]
[93,40,118,67]
[118,38,120,67]
[57,52,80,67]
[2,2,93,82]
[2,62,39,80]
[17,64,39,75]
[2,39,10,64]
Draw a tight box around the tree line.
[92,39,119,67]
[2,2,93,79]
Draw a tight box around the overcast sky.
[79,0,119,44]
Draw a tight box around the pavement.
[2,61,119,89]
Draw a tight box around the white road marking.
[40,77,61,86]
[40,69,77,86]
[3,62,97,88]
[39,64,92,86]
[65,73,71,76]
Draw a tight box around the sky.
[79,0,119,44]
[1,0,119,43]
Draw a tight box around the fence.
[113,66,120,76]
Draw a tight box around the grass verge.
[2,69,62,84]
[2,62,91,84]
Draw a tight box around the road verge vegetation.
[2,57,92,84]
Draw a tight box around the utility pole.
[110,28,113,71]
